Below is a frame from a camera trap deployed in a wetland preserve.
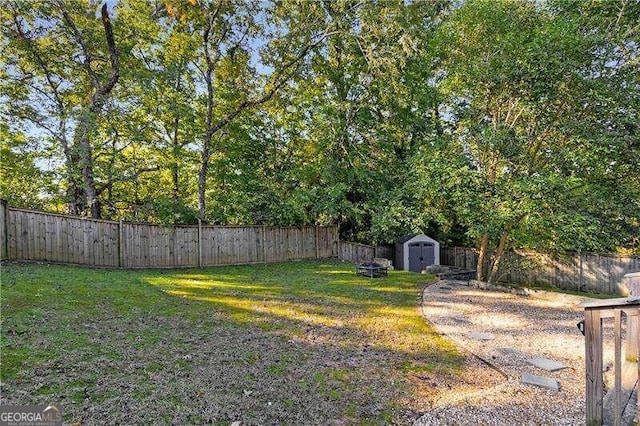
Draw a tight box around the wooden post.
[613,309,621,426]
[118,219,124,268]
[579,251,584,291]
[262,225,267,264]
[314,225,319,259]
[585,308,603,426]
[625,313,638,362]
[636,310,639,424]
[1,199,8,261]
[198,219,203,268]
[622,273,640,361]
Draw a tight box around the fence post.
[118,220,123,268]
[627,311,639,362]
[579,251,584,291]
[262,225,267,264]
[197,219,203,268]
[585,308,603,425]
[1,199,8,261]
[636,318,639,423]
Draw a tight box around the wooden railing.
[583,298,639,425]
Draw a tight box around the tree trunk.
[487,231,509,283]
[198,139,211,222]
[198,14,215,223]
[62,140,84,215]
[171,116,180,204]
[75,112,101,218]
[195,6,333,222]
[61,4,119,219]
[477,233,489,281]
[66,184,84,216]
[433,102,443,137]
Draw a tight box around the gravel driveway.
[415,280,610,426]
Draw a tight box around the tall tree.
[2,1,121,218]
[153,1,340,222]
[264,0,447,241]
[111,0,200,223]
[418,0,640,281]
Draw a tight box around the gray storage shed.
[395,234,440,272]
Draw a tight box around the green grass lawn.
[1,260,465,424]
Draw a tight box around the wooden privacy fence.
[441,246,640,295]
[0,203,338,268]
[338,241,394,264]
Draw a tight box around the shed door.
[408,242,435,272]
[422,243,435,266]
[408,243,422,272]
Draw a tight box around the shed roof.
[397,233,440,244]
[396,234,420,244]
[397,234,422,244]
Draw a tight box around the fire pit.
[356,261,388,278]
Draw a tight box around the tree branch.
[92,4,119,108]
[57,0,99,87]
[96,166,160,195]
[7,4,66,112]
[208,28,338,136]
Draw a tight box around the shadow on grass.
[144,261,458,351]
[1,260,470,425]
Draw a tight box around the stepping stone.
[496,347,522,356]
[521,373,560,391]
[467,331,495,340]
[526,357,569,372]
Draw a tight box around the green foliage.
[0,125,58,209]
[1,0,637,254]
[417,0,639,262]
